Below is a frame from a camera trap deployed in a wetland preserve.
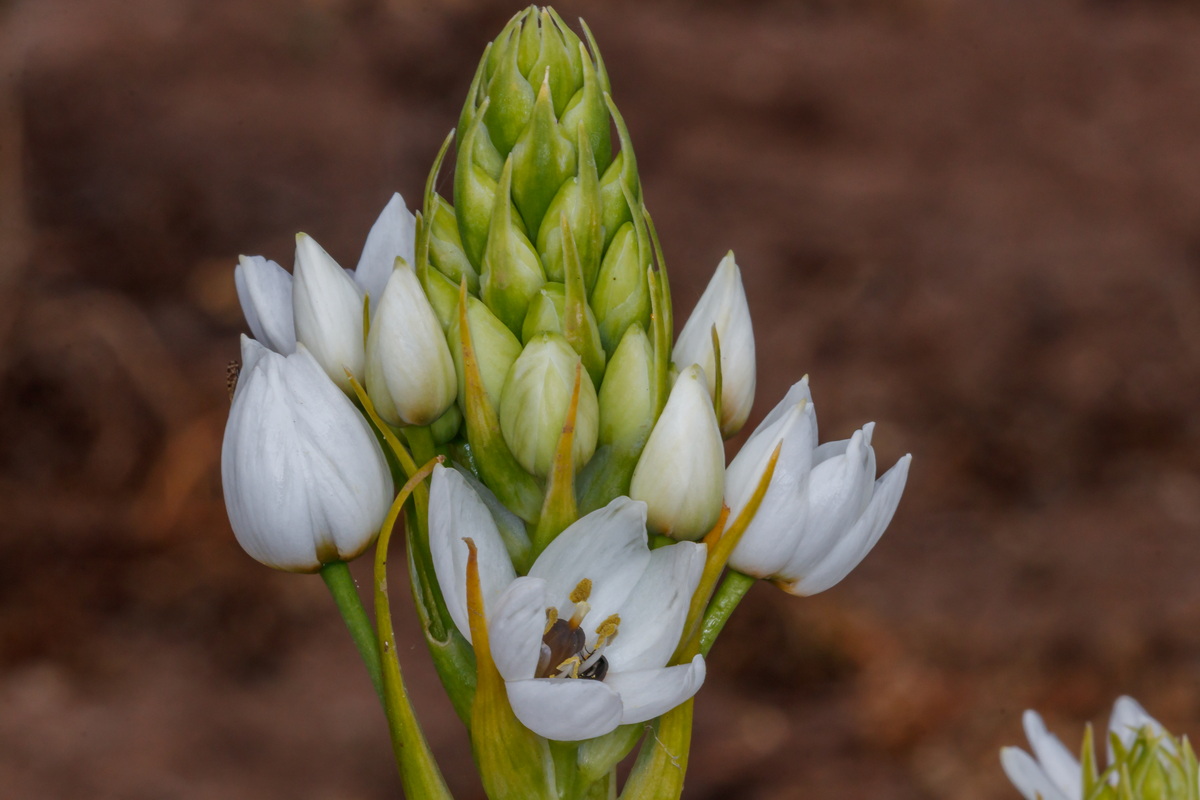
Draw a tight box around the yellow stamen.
[568,601,590,629]
[544,607,559,634]
[594,614,621,641]
[569,579,593,604]
[555,656,582,679]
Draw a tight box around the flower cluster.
[217,6,912,798]
[1002,696,1199,800]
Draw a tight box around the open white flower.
[234,193,418,360]
[429,465,707,741]
[726,378,911,595]
[221,337,394,572]
[1000,696,1171,800]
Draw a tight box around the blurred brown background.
[3,0,1200,797]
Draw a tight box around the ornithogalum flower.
[222,336,394,572]
[429,465,707,741]
[672,252,755,438]
[1001,696,1184,800]
[727,378,911,595]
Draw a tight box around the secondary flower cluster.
[1003,696,1198,800]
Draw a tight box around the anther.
[544,607,559,634]
[569,579,592,604]
[594,614,621,641]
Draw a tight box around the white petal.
[450,465,532,567]
[364,263,457,426]
[354,193,417,316]
[528,497,651,626]
[235,255,296,354]
[755,377,815,442]
[236,335,269,400]
[605,655,706,725]
[779,428,875,582]
[629,364,725,541]
[282,346,394,560]
[489,577,549,682]
[605,542,706,673]
[1000,747,1072,800]
[429,465,517,642]
[784,453,911,596]
[1108,695,1169,758]
[726,402,817,578]
[292,233,366,392]
[672,252,756,437]
[506,678,623,741]
[1021,710,1082,799]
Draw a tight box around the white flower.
[629,364,725,541]
[672,251,755,438]
[221,336,394,572]
[726,378,911,595]
[1000,696,1171,800]
[429,465,707,741]
[364,261,458,426]
[234,194,418,365]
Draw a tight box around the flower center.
[535,579,620,680]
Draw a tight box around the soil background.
[4,0,1200,798]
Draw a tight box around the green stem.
[375,463,455,799]
[320,561,384,701]
[405,424,438,471]
[699,570,755,656]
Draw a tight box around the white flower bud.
[222,337,394,572]
[499,333,599,479]
[292,233,366,392]
[353,193,417,317]
[364,261,457,426]
[629,364,725,541]
[672,251,756,438]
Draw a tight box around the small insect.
[579,654,608,682]
[226,360,241,400]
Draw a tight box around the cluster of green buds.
[412,6,677,547]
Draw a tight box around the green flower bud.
[430,402,463,445]
[590,221,652,356]
[521,281,568,342]
[510,73,576,244]
[428,195,479,294]
[499,332,598,479]
[480,157,546,334]
[537,128,601,289]
[454,99,502,269]
[598,324,655,452]
[449,295,524,410]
